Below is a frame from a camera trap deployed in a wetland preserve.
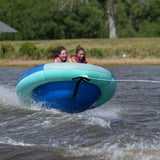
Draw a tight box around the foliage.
[87,48,104,57]
[0,0,160,40]
[116,0,160,37]
[1,38,160,60]
[0,44,15,58]
[19,42,39,59]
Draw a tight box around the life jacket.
[72,55,87,63]
[55,56,70,62]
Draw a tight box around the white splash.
[0,85,20,107]
[0,137,35,147]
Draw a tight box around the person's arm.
[86,58,91,64]
[68,57,72,62]
[71,56,77,63]
[54,58,58,62]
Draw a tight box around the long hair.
[48,46,67,59]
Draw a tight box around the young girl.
[71,45,90,64]
[48,46,72,63]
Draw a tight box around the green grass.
[0,38,160,66]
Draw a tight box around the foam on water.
[1,136,160,160]
[0,137,36,147]
[81,103,122,128]
[0,85,20,107]
[0,85,57,112]
[0,84,118,129]
[86,104,121,118]
[64,133,160,160]
[0,76,160,160]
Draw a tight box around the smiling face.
[77,50,84,61]
[59,50,67,62]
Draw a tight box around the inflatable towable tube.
[16,63,116,113]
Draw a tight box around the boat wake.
[0,84,119,128]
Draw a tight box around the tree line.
[0,0,160,40]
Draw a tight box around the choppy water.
[0,66,160,160]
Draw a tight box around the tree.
[107,0,117,38]
[98,0,117,39]
[57,0,112,38]
[62,0,105,38]
[115,0,160,37]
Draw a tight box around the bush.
[88,48,104,57]
[149,49,160,58]
[68,48,75,57]
[37,48,47,59]
[19,42,39,59]
[0,44,15,58]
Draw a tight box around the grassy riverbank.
[0,38,160,66]
[0,58,159,67]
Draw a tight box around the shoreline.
[0,58,160,67]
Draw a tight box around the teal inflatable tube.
[16,63,116,113]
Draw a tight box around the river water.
[0,65,160,160]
